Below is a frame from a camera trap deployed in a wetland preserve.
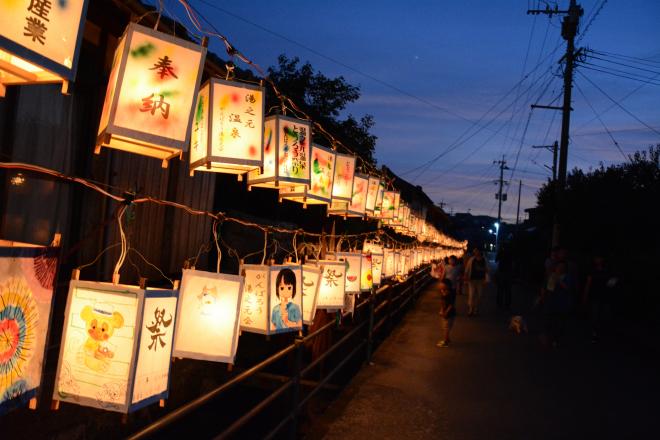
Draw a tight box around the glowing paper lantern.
[239,264,303,335]
[365,176,380,216]
[189,79,264,176]
[360,253,373,292]
[332,252,362,294]
[172,269,244,364]
[381,191,397,219]
[301,264,321,324]
[373,180,385,217]
[371,252,383,286]
[280,144,335,207]
[331,153,356,202]
[329,172,368,217]
[0,0,88,96]
[314,260,347,309]
[0,240,58,414]
[96,23,206,167]
[248,115,312,188]
[54,281,178,413]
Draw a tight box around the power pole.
[532,140,558,181]
[528,1,583,246]
[494,156,509,225]
[516,180,522,225]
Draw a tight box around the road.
[305,281,659,440]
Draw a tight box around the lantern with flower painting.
[95,23,206,167]
[363,242,384,287]
[313,260,347,309]
[0,239,59,415]
[247,115,312,189]
[189,79,264,176]
[53,280,179,413]
[329,173,368,217]
[360,253,373,292]
[172,269,244,364]
[279,144,335,207]
[0,0,89,97]
[239,264,303,335]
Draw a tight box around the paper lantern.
[382,248,394,278]
[301,264,321,324]
[172,269,244,364]
[0,0,88,96]
[364,176,380,216]
[248,115,312,188]
[360,253,373,292]
[95,23,206,167]
[189,78,264,176]
[331,153,355,202]
[342,293,356,317]
[371,252,383,286]
[239,264,303,335]
[381,191,397,219]
[329,172,368,217]
[279,144,335,207]
[314,260,347,309]
[53,280,178,413]
[331,252,362,294]
[0,240,58,414]
[373,180,385,217]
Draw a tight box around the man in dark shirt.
[437,279,456,348]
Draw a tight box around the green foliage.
[267,55,378,165]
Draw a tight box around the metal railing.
[128,265,433,440]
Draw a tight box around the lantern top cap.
[353,172,369,180]
[333,151,356,161]
[204,77,265,92]
[312,143,335,154]
[124,22,207,52]
[266,114,312,125]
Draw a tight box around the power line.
[576,0,607,44]
[590,48,660,67]
[586,54,660,76]
[578,65,660,87]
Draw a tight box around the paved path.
[307,282,659,440]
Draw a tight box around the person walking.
[444,255,461,291]
[464,248,489,316]
[437,279,456,348]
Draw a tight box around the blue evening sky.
[163,0,660,222]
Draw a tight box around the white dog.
[509,315,528,334]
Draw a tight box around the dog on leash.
[509,315,528,334]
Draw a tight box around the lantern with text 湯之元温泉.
[172,269,244,364]
[189,78,264,176]
[301,264,321,324]
[329,172,368,218]
[96,23,206,167]
[239,264,303,335]
[279,144,336,207]
[313,260,347,310]
[0,0,89,97]
[331,252,362,294]
[364,176,380,217]
[0,239,59,415]
[360,253,373,292]
[248,115,311,189]
[53,280,178,413]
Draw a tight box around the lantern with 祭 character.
[172,269,244,364]
[248,115,312,189]
[312,260,347,310]
[0,0,88,97]
[189,78,264,177]
[96,23,206,167]
[53,280,178,413]
[280,144,336,207]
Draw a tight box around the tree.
[267,55,378,165]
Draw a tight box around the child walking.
[437,279,456,348]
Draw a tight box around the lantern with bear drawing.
[189,78,264,176]
[279,144,336,207]
[53,280,178,413]
[247,115,312,189]
[0,240,59,415]
[313,260,347,309]
[95,23,206,167]
[172,269,244,364]
[0,0,88,97]
[239,264,303,335]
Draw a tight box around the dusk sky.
[165,0,660,222]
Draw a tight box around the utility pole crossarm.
[531,104,566,111]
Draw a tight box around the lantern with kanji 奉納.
[95,23,206,167]
[248,115,312,189]
[329,173,368,217]
[172,269,244,364]
[0,0,88,97]
[314,260,347,309]
[189,79,264,176]
[53,280,179,413]
[279,144,336,207]
[0,239,59,415]
[239,264,303,335]
[301,264,321,324]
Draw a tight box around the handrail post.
[290,337,304,439]
[366,288,375,363]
